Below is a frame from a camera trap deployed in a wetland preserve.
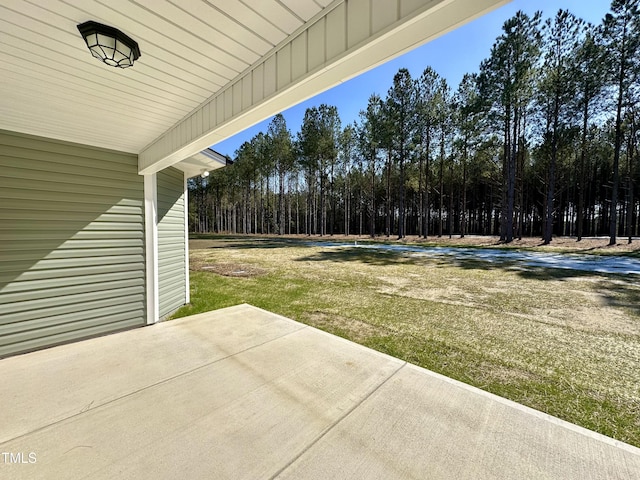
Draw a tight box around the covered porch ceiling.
[0,0,508,175]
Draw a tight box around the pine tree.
[602,0,640,245]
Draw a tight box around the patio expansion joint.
[268,360,408,480]
[0,323,309,447]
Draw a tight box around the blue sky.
[212,0,612,158]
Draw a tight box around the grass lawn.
[172,234,640,447]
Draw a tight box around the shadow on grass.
[193,234,354,251]
[296,247,417,266]
[295,246,621,281]
[596,280,640,314]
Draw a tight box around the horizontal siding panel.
[158,254,184,270]
[158,291,185,311]
[2,286,145,317]
[158,242,184,251]
[0,211,143,223]
[0,263,145,284]
[0,304,141,337]
[0,220,143,231]
[0,176,141,198]
[0,316,143,358]
[0,201,142,216]
[1,293,145,326]
[1,254,144,272]
[157,167,186,319]
[0,187,142,206]
[2,247,143,263]
[0,165,143,193]
[0,233,143,245]
[0,238,144,251]
[1,278,143,304]
[0,131,145,357]
[0,271,144,295]
[0,132,138,166]
[1,145,139,176]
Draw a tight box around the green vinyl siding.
[157,167,186,319]
[0,130,145,357]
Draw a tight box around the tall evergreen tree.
[415,67,442,238]
[454,73,483,238]
[358,94,384,237]
[267,114,294,235]
[385,68,416,239]
[602,0,640,245]
[571,23,607,241]
[479,11,542,242]
[538,10,582,244]
[339,124,357,235]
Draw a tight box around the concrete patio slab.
[1,304,639,479]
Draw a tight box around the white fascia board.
[139,0,510,174]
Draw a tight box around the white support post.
[183,173,190,304]
[144,173,159,325]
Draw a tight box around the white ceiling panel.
[278,0,322,20]
[213,1,290,45]
[243,0,303,33]
[0,0,330,154]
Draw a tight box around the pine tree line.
[190,2,640,244]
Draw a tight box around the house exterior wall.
[0,130,147,357]
[157,167,187,319]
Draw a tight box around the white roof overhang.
[0,0,509,175]
[177,149,228,179]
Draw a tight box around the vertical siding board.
[216,96,225,125]
[203,103,211,132]
[157,167,186,319]
[277,43,292,90]
[242,74,252,110]
[347,0,371,48]
[291,33,307,82]
[264,55,277,98]
[232,82,242,116]
[0,131,145,358]
[224,89,233,121]
[326,4,347,61]
[400,0,430,17]
[308,19,325,71]
[371,0,399,33]
[252,64,264,104]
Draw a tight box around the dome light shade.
[77,21,141,68]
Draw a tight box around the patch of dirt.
[375,276,484,309]
[306,311,386,342]
[477,362,541,385]
[193,262,267,277]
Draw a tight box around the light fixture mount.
[77,21,141,68]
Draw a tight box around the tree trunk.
[627,127,636,244]
[370,154,376,238]
[424,143,430,238]
[438,130,444,237]
[544,96,560,245]
[506,107,518,243]
[386,151,391,237]
[461,140,467,239]
[610,39,627,246]
[398,152,405,239]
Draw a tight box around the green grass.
[174,234,640,447]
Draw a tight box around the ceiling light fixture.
[201,170,210,178]
[77,21,141,68]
